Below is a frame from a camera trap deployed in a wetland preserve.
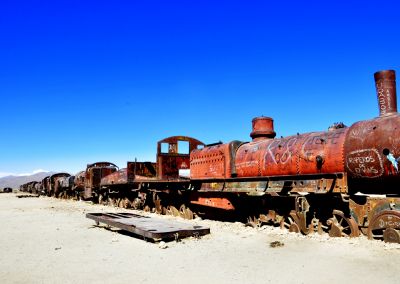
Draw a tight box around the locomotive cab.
[157,136,205,180]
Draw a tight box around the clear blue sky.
[1,0,399,177]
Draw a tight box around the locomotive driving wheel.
[280,214,301,233]
[327,210,360,238]
[367,210,400,243]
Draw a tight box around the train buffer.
[86,212,210,241]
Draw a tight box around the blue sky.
[1,0,399,177]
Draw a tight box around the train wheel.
[154,195,163,215]
[179,204,194,220]
[108,197,117,207]
[327,210,360,238]
[118,198,125,208]
[130,198,142,210]
[121,198,130,209]
[246,216,261,228]
[166,206,180,217]
[368,210,400,243]
[280,215,301,233]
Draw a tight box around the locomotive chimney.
[250,116,276,141]
[374,70,397,116]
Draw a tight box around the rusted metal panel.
[344,115,400,180]
[190,196,235,210]
[86,212,210,240]
[100,168,128,186]
[297,129,347,174]
[190,141,242,179]
[190,143,229,179]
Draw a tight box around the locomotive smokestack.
[250,117,276,141]
[374,70,397,116]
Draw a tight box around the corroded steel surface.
[235,129,347,177]
[101,168,128,186]
[190,141,242,179]
[375,70,397,116]
[344,114,400,192]
[190,195,235,210]
[250,116,276,141]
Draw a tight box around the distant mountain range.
[0,172,56,189]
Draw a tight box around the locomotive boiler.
[189,70,400,242]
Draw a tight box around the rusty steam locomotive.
[20,70,400,243]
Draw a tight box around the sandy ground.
[0,193,400,284]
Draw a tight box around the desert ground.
[0,193,399,284]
